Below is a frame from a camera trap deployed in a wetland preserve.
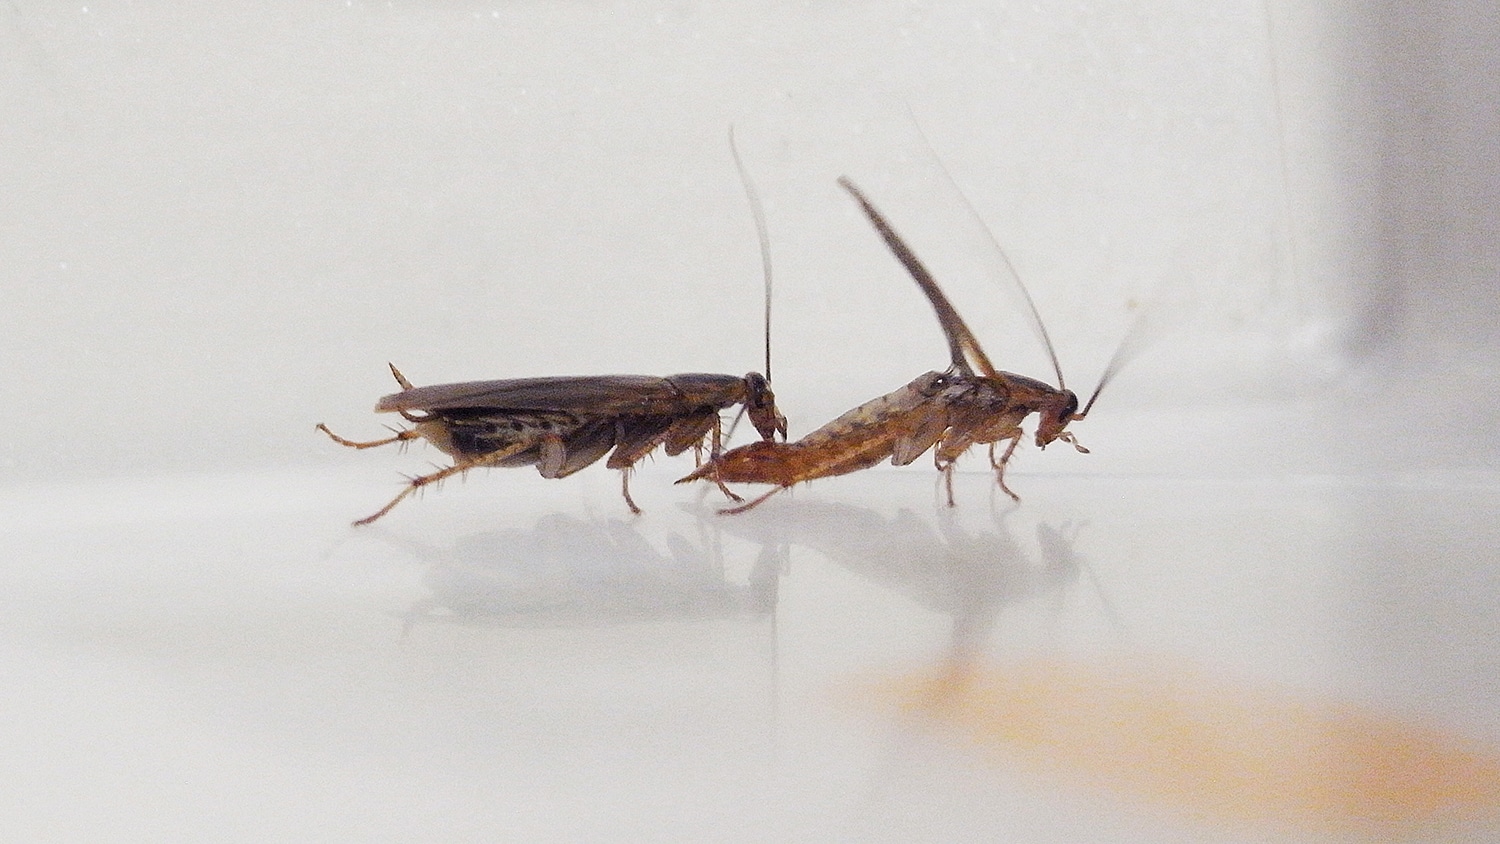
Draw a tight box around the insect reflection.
[380,513,780,628]
[685,499,1102,665]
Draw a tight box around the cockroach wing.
[890,410,951,467]
[659,412,720,457]
[538,419,619,479]
[608,415,687,469]
[375,374,742,416]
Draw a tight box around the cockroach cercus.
[318,139,787,525]
[679,176,1131,513]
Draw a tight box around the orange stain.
[871,658,1500,839]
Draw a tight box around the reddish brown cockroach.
[318,137,787,525]
[677,369,971,512]
[679,176,1130,512]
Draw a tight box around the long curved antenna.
[729,126,774,383]
[905,112,1068,392]
[838,176,995,379]
[1075,307,1152,419]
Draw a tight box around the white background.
[3,1,1500,841]
[4,0,1357,480]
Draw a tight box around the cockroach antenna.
[728,125,774,387]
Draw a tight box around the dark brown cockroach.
[318,137,787,525]
[680,176,1130,512]
[321,367,785,524]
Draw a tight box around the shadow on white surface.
[4,465,1500,841]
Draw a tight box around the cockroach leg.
[718,486,782,515]
[353,461,470,526]
[709,413,726,458]
[1055,432,1090,454]
[713,476,745,504]
[620,470,643,516]
[352,441,531,525]
[693,416,744,502]
[317,423,420,450]
[988,438,1022,503]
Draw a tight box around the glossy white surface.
[5,453,1499,842]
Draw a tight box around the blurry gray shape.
[367,512,776,629]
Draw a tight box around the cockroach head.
[743,372,787,442]
[1035,389,1081,449]
[743,371,770,394]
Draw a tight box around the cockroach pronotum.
[679,176,1133,513]
[318,136,788,525]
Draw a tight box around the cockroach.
[318,136,788,525]
[677,369,970,513]
[680,176,1131,512]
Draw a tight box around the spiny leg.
[933,449,959,507]
[713,478,746,504]
[718,485,784,515]
[988,436,1022,502]
[318,423,420,450]
[679,451,745,503]
[691,421,745,503]
[354,461,472,526]
[353,441,531,525]
[702,418,744,502]
[620,469,643,516]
